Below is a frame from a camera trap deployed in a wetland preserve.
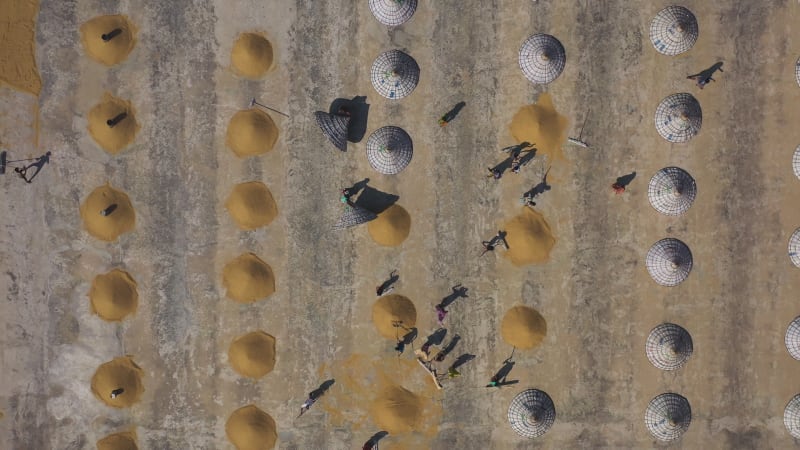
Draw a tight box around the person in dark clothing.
[480,241,496,257]
[435,304,448,326]
[521,193,536,207]
[481,231,508,256]
[510,155,522,174]
[298,395,316,417]
[687,62,723,89]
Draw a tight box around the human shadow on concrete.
[353,186,399,214]
[518,148,537,168]
[491,147,537,176]
[487,359,517,387]
[394,326,418,354]
[500,141,533,155]
[485,231,508,250]
[524,166,552,199]
[399,327,418,345]
[377,270,399,296]
[434,334,460,361]
[451,353,476,370]
[615,171,636,188]
[423,328,448,347]
[11,151,52,183]
[309,379,335,400]
[344,178,370,197]
[440,101,466,123]
[330,96,370,143]
[438,284,469,309]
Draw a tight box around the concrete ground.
[2,0,800,449]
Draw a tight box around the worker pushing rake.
[1,150,52,183]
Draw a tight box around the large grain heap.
[96,431,138,450]
[87,93,139,154]
[501,305,547,349]
[370,385,423,434]
[80,183,136,241]
[509,93,569,164]
[372,295,417,339]
[503,207,556,266]
[89,269,138,322]
[231,32,274,78]
[226,109,279,157]
[225,181,278,230]
[228,331,277,379]
[226,405,277,450]
[80,15,137,66]
[90,356,145,408]
[368,204,411,247]
[222,253,276,303]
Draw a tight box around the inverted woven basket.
[365,126,413,175]
[518,33,566,84]
[645,238,693,286]
[654,93,702,143]
[649,6,698,56]
[507,389,556,439]
[645,393,691,442]
[370,50,420,100]
[647,167,697,216]
[645,323,693,370]
[368,0,417,26]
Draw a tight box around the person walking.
[490,231,508,249]
[298,393,318,417]
[393,325,416,355]
[486,376,503,388]
[510,155,522,174]
[438,102,465,127]
[486,167,502,180]
[480,240,496,257]
[340,188,357,208]
[521,193,536,207]
[447,366,461,379]
[415,342,433,361]
[486,355,515,387]
[436,365,461,382]
[486,366,511,387]
[376,284,394,296]
[435,304,448,326]
[481,231,507,256]
[687,62,723,89]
